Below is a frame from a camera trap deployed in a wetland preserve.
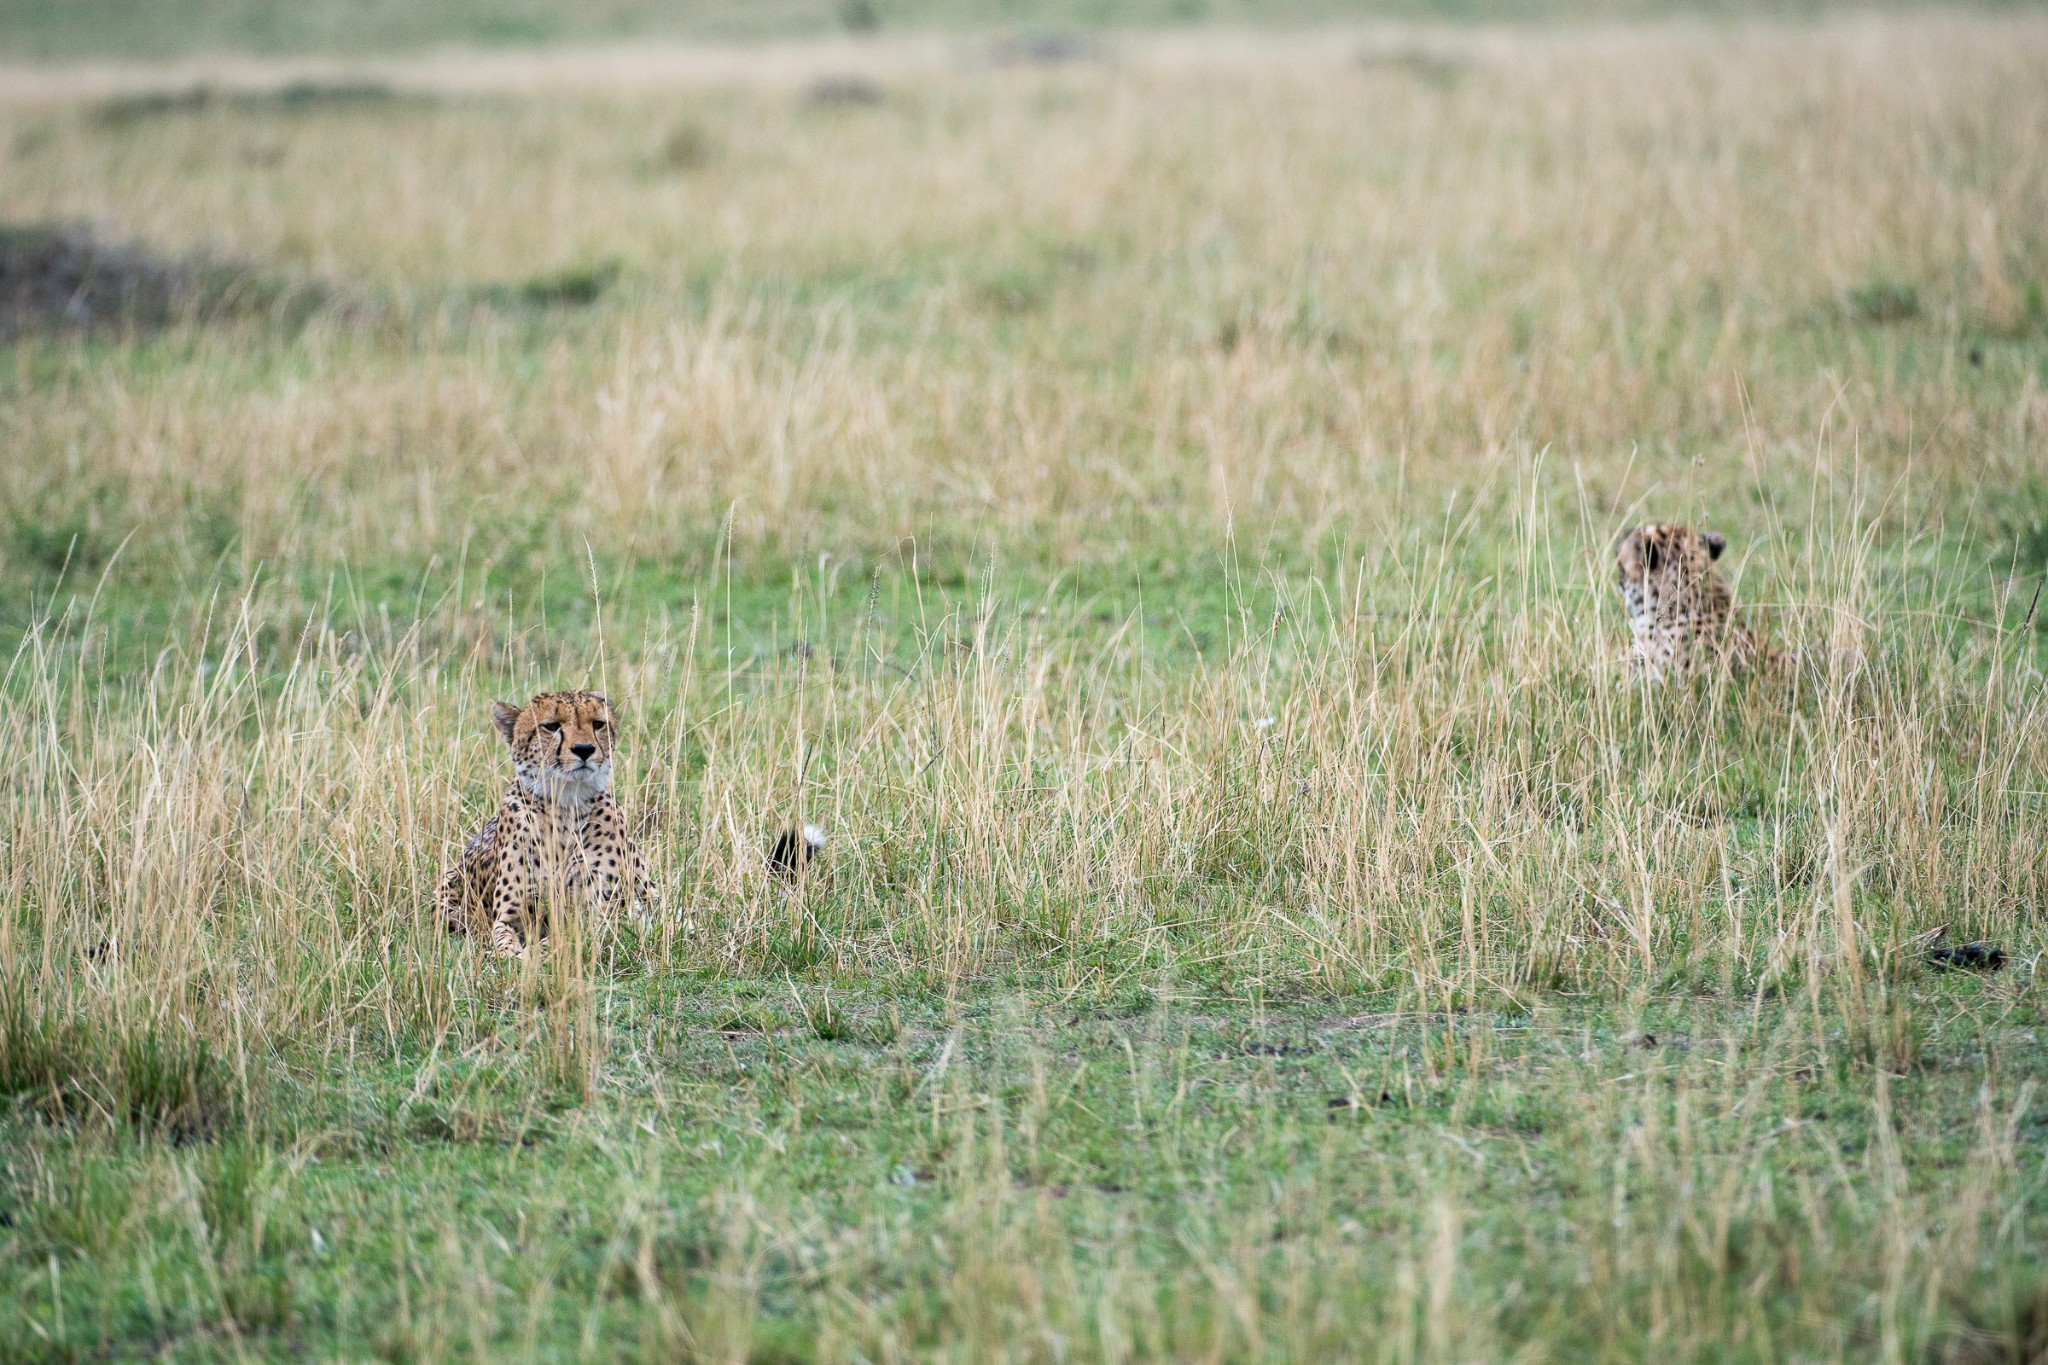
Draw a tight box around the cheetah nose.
[570,743,597,761]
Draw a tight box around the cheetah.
[436,690,655,959]
[1614,523,1784,679]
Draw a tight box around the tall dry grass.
[1,3,2043,1107]
[4,481,2043,1072]
[2,18,2044,569]
[0,15,2045,1358]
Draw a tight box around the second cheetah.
[1614,523,1784,679]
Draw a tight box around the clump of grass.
[117,1027,230,1140]
[520,260,618,307]
[710,1005,786,1036]
[1846,278,1920,323]
[1991,478,2048,608]
[0,221,325,337]
[803,75,886,108]
[92,80,415,128]
[7,511,114,577]
[90,85,228,126]
[791,989,895,1043]
[1356,46,1468,88]
[478,259,620,309]
[975,266,1051,316]
[267,79,407,113]
[839,0,882,34]
[539,905,604,1102]
[0,982,82,1116]
[988,31,1102,66]
[657,121,718,172]
[0,978,231,1141]
[799,991,851,1040]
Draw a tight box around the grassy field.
[3,11,2048,1361]
[15,0,2046,61]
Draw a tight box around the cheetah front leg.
[581,827,656,929]
[628,845,659,921]
[439,814,502,939]
[490,853,533,960]
[435,866,470,937]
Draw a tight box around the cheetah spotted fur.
[436,690,655,959]
[1614,523,1784,679]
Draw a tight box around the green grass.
[3,14,2048,1361]
[9,0,2042,61]
[8,976,2045,1361]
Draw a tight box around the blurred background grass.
[5,0,2039,60]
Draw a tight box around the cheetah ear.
[490,700,521,745]
[1615,529,1645,578]
[1702,532,1727,560]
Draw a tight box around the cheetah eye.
[592,719,607,731]
[541,720,562,733]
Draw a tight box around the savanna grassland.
[2,11,2048,1361]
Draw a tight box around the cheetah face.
[1614,523,1727,630]
[491,690,616,808]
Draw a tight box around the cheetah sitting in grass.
[437,690,655,959]
[1614,523,1785,679]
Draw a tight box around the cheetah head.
[1614,522,1728,633]
[491,690,616,807]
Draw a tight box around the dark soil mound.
[803,75,886,108]
[0,223,320,338]
[988,32,1104,67]
[92,81,416,129]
